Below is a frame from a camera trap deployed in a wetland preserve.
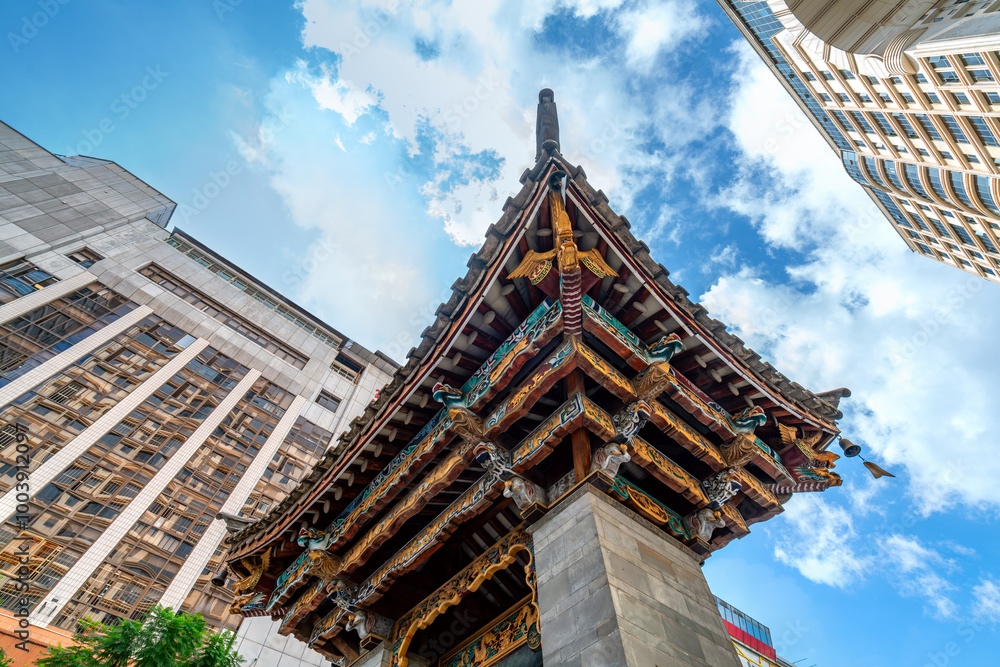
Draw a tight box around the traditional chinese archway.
[219,90,848,667]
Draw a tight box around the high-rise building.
[219,91,849,667]
[0,121,396,664]
[719,0,1000,282]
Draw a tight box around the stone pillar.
[529,486,741,667]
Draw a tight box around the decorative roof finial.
[535,88,559,161]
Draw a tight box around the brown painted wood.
[601,265,632,312]
[566,371,591,481]
[617,286,649,327]
[499,271,530,320]
[330,636,359,662]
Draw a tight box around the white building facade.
[0,122,395,666]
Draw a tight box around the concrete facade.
[0,121,396,666]
[531,487,741,667]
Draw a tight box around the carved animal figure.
[611,400,651,444]
[296,527,332,551]
[647,333,684,363]
[432,382,464,408]
[345,610,369,639]
[776,422,838,466]
[503,477,546,511]
[509,188,617,284]
[702,469,742,510]
[689,508,726,542]
[731,406,767,435]
[591,442,631,478]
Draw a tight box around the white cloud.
[236,0,716,354]
[617,0,709,70]
[972,578,1000,624]
[880,534,959,618]
[701,41,1000,513]
[773,494,872,587]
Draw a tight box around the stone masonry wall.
[530,486,741,667]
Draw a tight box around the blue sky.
[3,1,1000,664]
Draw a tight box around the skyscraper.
[0,121,396,663]
[719,0,1000,282]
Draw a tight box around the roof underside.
[225,150,846,562]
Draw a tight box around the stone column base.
[529,486,740,666]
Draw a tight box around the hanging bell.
[210,566,229,588]
[839,438,861,457]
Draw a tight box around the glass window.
[915,115,943,141]
[952,91,971,105]
[961,53,986,67]
[0,260,59,304]
[970,69,995,82]
[850,111,876,134]
[928,168,948,200]
[884,161,907,191]
[139,265,307,370]
[986,92,1000,104]
[839,69,855,79]
[903,164,930,199]
[929,56,951,69]
[873,112,897,136]
[974,176,1000,214]
[822,71,834,80]
[901,92,915,104]
[66,248,103,268]
[315,390,341,413]
[804,71,816,81]
[939,70,960,83]
[916,73,928,83]
[968,117,999,146]
[0,286,134,383]
[950,171,974,207]
[926,92,941,104]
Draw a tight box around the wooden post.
[566,371,591,482]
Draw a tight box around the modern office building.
[719,0,1000,282]
[0,120,396,664]
[716,597,799,667]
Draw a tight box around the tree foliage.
[35,606,244,667]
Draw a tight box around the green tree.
[0,647,13,667]
[35,606,244,667]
